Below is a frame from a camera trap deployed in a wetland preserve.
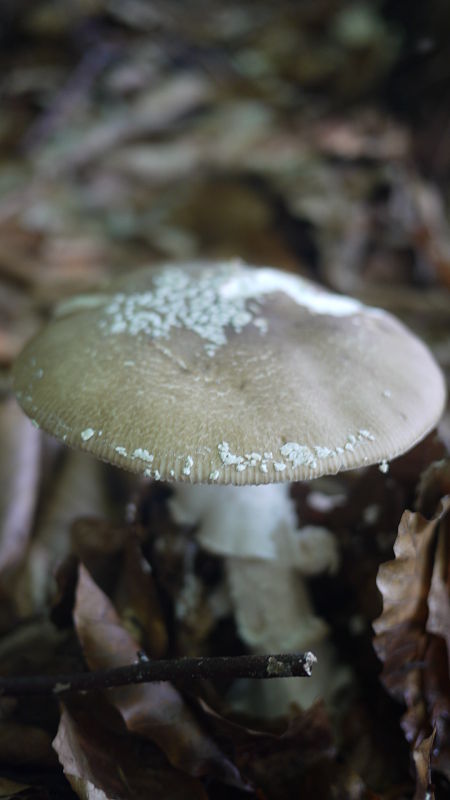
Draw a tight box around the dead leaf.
[373,499,450,780]
[0,777,34,798]
[198,699,372,800]
[13,451,113,620]
[0,396,41,574]
[73,564,246,788]
[53,697,206,800]
[416,459,450,521]
[374,510,437,646]
[0,396,41,628]
[427,519,450,667]
[67,518,168,656]
[413,731,435,800]
[0,721,54,766]
[71,516,130,564]
[114,534,168,658]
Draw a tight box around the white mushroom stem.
[225,559,329,652]
[168,483,344,715]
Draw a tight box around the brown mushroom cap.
[13,261,446,484]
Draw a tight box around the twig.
[0,652,316,697]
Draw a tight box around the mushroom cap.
[13,260,446,485]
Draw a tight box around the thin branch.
[0,651,317,697]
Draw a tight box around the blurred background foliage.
[1,0,449,412]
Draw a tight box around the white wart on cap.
[13,260,446,484]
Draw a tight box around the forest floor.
[0,2,449,798]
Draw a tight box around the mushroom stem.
[169,482,344,716]
[225,558,329,652]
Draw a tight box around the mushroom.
[12,260,446,714]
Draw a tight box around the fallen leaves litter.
[0,777,38,799]
[0,397,40,608]
[53,696,206,800]
[197,700,373,800]
[73,563,246,789]
[413,731,436,800]
[373,487,450,786]
[12,451,113,622]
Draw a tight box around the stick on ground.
[0,651,317,697]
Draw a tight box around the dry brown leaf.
[424,508,450,781]
[0,396,41,627]
[198,699,373,800]
[0,721,54,767]
[114,534,168,658]
[0,777,34,798]
[53,697,206,800]
[67,518,168,656]
[0,396,41,574]
[374,510,437,645]
[427,521,450,667]
[413,731,435,800]
[73,564,246,788]
[71,516,131,563]
[416,459,450,520]
[12,451,113,620]
[373,498,450,781]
